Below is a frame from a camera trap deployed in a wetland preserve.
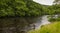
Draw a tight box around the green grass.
[28,22,60,33]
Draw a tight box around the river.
[0,15,51,33]
[28,15,51,30]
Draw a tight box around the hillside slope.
[0,0,44,17]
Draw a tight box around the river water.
[34,15,59,30]
[34,15,51,29]
[0,15,51,33]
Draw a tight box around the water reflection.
[0,15,51,33]
[0,17,41,33]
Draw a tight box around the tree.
[0,0,44,17]
[53,0,60,4]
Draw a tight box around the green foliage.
[0,0,60,17]
[46,4,60,15]
[0,0,43,17]
[49,17,60,22]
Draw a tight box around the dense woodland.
[0,0,41,17]
[0,0,60,17]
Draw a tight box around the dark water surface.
[0,15,51,33]
[0,17,41,33]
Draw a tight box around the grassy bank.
[28,22,60,33]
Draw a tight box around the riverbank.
[27,15,51,33]
[28,21,60,33]
[28,15,60,33]
[31,15,51,30]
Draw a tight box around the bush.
[48,18,56,22]
[48,17,60,22]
